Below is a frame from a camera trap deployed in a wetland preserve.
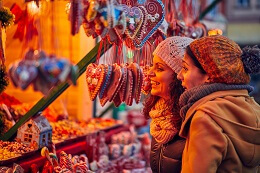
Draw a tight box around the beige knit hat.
[153,36,194,73]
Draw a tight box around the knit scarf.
[179,83,254,119]
[149,98,181,144]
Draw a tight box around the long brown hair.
[142,73,184,119]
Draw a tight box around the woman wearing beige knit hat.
[142,36,193,173]
[177,35,260,173]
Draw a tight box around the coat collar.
[179,89,249,138]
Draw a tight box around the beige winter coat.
[179,90,260,173]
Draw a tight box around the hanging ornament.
[85,63,106,101]
[8,49,78,95]
[69,0,84,35]
[121,0,165,49]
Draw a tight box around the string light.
[65,2,71,14]
[27,1,40,16]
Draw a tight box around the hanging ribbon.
[96,39,103,64]
[164,0,178,24]
[11,3,38,42]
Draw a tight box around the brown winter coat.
[180,89,260,173]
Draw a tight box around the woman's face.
[148,55,175,100]
[177,53,209,90]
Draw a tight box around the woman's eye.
[182,66,188,71]
[156,67,164,71]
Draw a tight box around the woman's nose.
[177,70,183,80]
[148,67,155,77]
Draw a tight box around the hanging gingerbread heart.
[99,64,112,99]
[107,64,123,102]
[141,67,152,95]
[82,20,98,38]
[99,90,109,107]
[69,0,84,35]
[120,0,165,49]
[135,64,143,103]
[122,5,143,39]
[113,93,122,107]
[86,63,106,101]
[112,65,128,107]
[125,67,134,106]
[118,65,128,102]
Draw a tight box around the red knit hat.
[189,35,250,84]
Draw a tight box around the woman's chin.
[150,90,159,97]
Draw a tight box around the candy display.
[51,118,122,144]
[0,140,34,161]
[40,149,92,173]
[0,120,148,172]
[0,163,24,173]
[0,118,123,167]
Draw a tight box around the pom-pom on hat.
[188,35,260,84]
[153,36,194,73]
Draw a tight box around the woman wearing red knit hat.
[177,35,260,173]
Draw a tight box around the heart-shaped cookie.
[113,93,121,107]
[120,0,165,49]
[128,63,138,103]
[99,90,109,107]
[99,64,113,99]
[107,64,123,102]
[112,66,128,107]
[122,5,143,39]
[125,67,134,106]
[86,63,106,101]
[118,66,128,102]
[141,67,152,95]
[135,64,143,104]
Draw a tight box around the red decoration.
[11,3,38,42]
[120,0,165,48]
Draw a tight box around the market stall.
[0,0,223,172]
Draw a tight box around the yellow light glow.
[65,2,71,14]
[27,1,40,16]
[208,29,223,36]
